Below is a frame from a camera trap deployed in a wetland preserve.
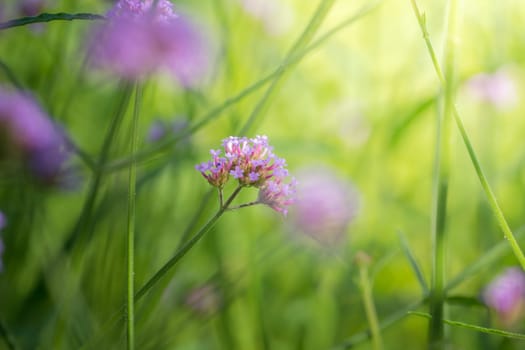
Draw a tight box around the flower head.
[0,88,71,185]
[89,0,208,85]
[258,177,296,216]
[483,267,525,326]
[196,135,295,214]
[291,167,359,245]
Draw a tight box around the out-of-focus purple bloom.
[196,135,296,214]
[466,69,517,110]
[185,284,221,316]
[19,0,46,17]
[483,267,525,326]
[89,0,208,85]
[146,118,189,143]
[0,211,6,231]
[0,88,71,185]
[290,167,359,245]
[147,120,167,142]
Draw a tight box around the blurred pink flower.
[466,69,517,109]
[185,284,221,316]
[19,0,46,17]
[146,118,188,143]
[89,0,208,85]
[291,167,359,246]
[0,88,71,185]
[483,267,525,327]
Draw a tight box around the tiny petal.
[230,166,244,179]
[195,162,209,172]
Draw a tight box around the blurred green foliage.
[1,0,525,349]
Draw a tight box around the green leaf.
[408,312,525,340]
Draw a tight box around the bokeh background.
[1,0,525,349]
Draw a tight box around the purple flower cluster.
[196,135,296,215]
[483,267,525,326]
[89,0,208,85]
[0,88,70,185]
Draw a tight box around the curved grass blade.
[410,0,525,270]
[444,295,485,308]
[446,226,525,292]
[409,311,525,340]
[332,299,424,349]
[398,230,429,295]
[0,319,17,350]
[0,59,24,90]
[389,96,435,147]
[0,13,104,30]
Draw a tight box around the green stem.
[427,0,459,347]
[134,185,244,302]
[227,201,260,210]
[64,83,133,251]
[0,319,16,350]
[0,59,24,90]
[358,261,383,350]
[410,312,525,340]
[410,0,525,270]
[0,13,104,30]
[126,84,141,350]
